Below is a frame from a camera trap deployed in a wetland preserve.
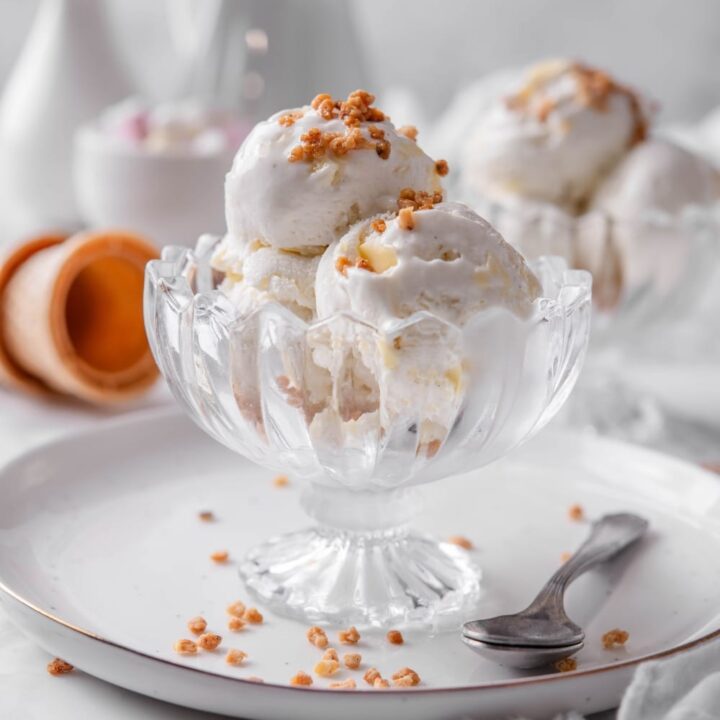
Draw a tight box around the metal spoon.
[462,512,648,669]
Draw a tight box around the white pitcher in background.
[0,0,132,239]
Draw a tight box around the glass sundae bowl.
[477,198,720,441]
[145,235,591,627]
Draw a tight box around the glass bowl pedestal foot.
[239,483,482,629]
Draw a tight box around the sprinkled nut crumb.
[314,658,340,677]
[187,616,207,635]
[290,671,313,686]
[371,218,387,234]
[198,511,214,522]
[243,607,264,624]
[329,678,356,689]
[228,617,246,632]
[386,630,404,645]
[323,648,338,661]
[397,187,443,211]
[210,550,229,563]
[374,677,390,688]
[602,629,629,649]
[278,110,304,127]
[225,649,247,666]
[555,657,577,673]
[364,667,381,686]
[338,626,360,645]
[47,658,74,676]
[197,633,222,651]
[560,551,572,563]
[173,639,198,655]
[343,653,362,669]
[398,125,418,141]
[448,535,473,550]
[398,207,415,231]
[568,504,584,521]
[392,667,420,687]
[227,601,247,618]
[336,256,352,276]
[273,474,289,488]
[247,676,264,683]
[307,626,329,649]
[435,159,449,176]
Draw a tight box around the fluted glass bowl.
[144,236,591,627]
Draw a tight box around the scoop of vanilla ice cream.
[590,138,720,217]
[463,59,649,211]
[224,95,443,251]
[213,241,322,321]
[316,201,541,325]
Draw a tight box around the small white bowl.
[73,126,233,247]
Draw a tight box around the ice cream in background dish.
[590,138,720,217]
[463,59,649,212]
[457,59,720,312]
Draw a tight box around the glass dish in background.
[475,196,720,441]
[144,236,591,628]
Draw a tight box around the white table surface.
[0,381,712,720]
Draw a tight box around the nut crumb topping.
[343,652,362,669]
[560,551,572,563]
[47,658,74,675]
[329,678,357,689]
[243,607,264,624]
[397,187,443,211]
[289,90,390,163]
[228,617,246,631]
[398,125,418,142]
[555,657,577,673]
[386,630,404,645]
[602,629,629,649]
[198,511,214,522]
[173,639,198,655]
[307,626,329,649]
[392,667,421,687]
[227,601,247,618]
[210,550,229,564]
[290,671,313,686]
[364,667,381,685]
[338,626,360,645]
[371,218,387,234]
[273,474,289,488]
[373,677,390,688]
[278,110,304,127]
[197,633,222,651]
[335,256,352,276]
[323,648,339,661]
[247,676,264,683]
[568,504,584,522]
[225,649,248,666]
[314,658,340,677]
[435,159,449,176]
[187,616,207,635]
[448,535,473,550]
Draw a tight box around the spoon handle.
[527,513,648,615]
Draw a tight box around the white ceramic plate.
[0,410,719,720]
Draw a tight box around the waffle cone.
[0,230,159,404]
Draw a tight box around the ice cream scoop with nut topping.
[213,91,446,321]
[315,199,541,326]
[463,59,650,212]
